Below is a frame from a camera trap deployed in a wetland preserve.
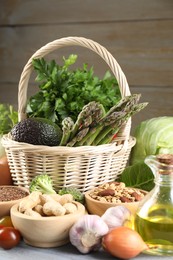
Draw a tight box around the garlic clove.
[101,205,132,230]
[81,231,100,248]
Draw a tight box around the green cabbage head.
[130,116,173,165]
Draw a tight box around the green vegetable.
[73,95,148,146]
[118,162,154,191]
[0,103,18,157]
[69,101,106,140]
[0,104,18,135]
[29,174,56,194]
[58,187,84,204]
[60,117,74,145]
[26,55,121,127]
[11,117,63,146]
[66,128,89,147]
[130,117,173,165]
[66,101,106,146]
[119,116,173,192]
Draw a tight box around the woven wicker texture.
[2,37,136,192]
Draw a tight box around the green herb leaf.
[0,104,18,134]
[118,162,155,191]
[27,55,121,127]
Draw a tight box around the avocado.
[10,117,62,146]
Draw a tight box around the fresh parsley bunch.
[27,55,121,127]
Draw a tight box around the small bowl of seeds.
[0,186,29,218]
[84,182,148,216]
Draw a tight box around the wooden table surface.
[0,0,173,132]
[0,240,172,260]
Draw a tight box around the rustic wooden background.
[0,0,173,133]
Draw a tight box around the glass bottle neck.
[155,172,173,186]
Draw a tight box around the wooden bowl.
[0,186,29,218]
[85,185,147,216]
[10,201,86,248]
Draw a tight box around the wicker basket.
[2,37,136,193]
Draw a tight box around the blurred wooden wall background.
[0,0,173,133]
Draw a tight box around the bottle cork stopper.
[156,154,173,165]
[156,154,173,175]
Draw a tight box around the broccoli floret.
[58,187,84,204]
[29,174,56,194]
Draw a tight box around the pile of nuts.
[88,182,146,203]
[18,191,78,217]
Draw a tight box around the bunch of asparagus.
[59,94,148,147]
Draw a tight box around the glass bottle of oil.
[134,154,173,256]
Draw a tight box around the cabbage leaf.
[130,117,173,165]
[118,162,154,191]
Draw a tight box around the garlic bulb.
[101,206,131,231]
[69,214,109,254]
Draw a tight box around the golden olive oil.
[135,204,173,256]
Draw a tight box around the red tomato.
[0,227,21,249]
[0,216,13,227]
[0,156,13,185]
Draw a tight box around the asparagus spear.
[68,94,139,146]
[92,111,126,145]
[62,94,147,147]
[75,96,136,146]
[105,94,141,116]
[77,101,148,146]
[94,102,148,145]
[92,94,146,144]
[60,117,74,146]
[69,101,105,140]
[67,128,89,147]
[83,111,127,146]
[67,104,106,146]
[74,124,101,146]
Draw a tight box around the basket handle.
[18,36,131,121]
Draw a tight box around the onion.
[102,226,148,259]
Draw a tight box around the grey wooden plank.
[131,86,173,133]
[0,20,172,87]
[0,83,20,108]
[0,0,173,25]
[0,82,36,109]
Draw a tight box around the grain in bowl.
[0,186,29,218]
[0,186,29,202]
